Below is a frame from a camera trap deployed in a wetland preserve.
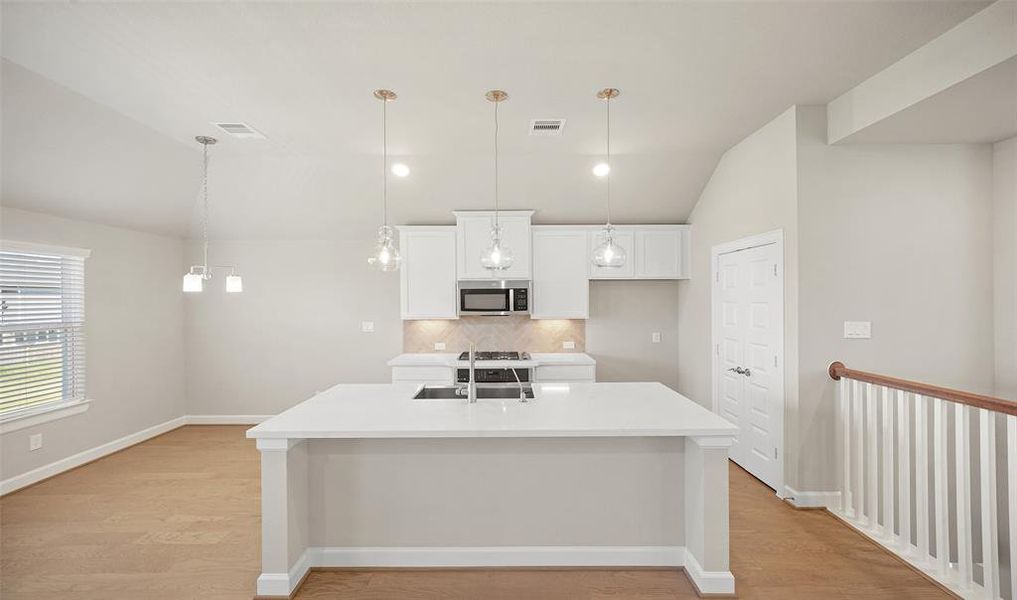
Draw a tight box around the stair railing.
[829,361,1017,600]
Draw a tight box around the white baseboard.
[0,416,187,495]
[257,548,314,597]
[185,414,271,425]
[683,550,735,596]
[783,486,841,509]
[256,545,689,597]
[314,545,686,568]
[0,414,273,495]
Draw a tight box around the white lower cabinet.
[531,227,589,319]
[398,226,458,320]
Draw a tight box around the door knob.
[727,366,751,376]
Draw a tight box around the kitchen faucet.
[511,367,528,403]
[467,342,478,404]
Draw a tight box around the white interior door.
[714,241,782,490]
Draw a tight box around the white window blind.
[0,245,87,418]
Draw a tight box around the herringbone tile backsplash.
[404,317,586,353]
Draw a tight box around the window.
[0,242,90,422]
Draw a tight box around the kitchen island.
[246,382,738,598]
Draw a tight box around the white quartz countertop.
[388,352,595,369]
[246,382,737,440]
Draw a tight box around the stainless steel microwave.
[458,280,530,316]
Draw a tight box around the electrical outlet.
[651,332,662,343]
[361,321,375,333]
[563,341,576,350]
[29,433,42,451]
[843,321,871,339]
[433,342,446,351]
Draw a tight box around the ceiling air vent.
[529,119,566,137]
[212,122,266,139]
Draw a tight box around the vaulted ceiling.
[0,1,987,239]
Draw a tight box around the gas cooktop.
[457,351,531,361]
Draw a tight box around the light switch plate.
[29,433,42,451]
[651,332,662,343]
[361,321,375,333]
[843,321,871,339]
[563,341,576,350]
[433,342,446,351]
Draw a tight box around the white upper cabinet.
[454,210,532,280]
[589,225,689,280]
[588,228,636,279]
[531,227,589,319]
[398,226,458,320]
[634,226,690,279]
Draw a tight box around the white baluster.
[933,398,949,576]
[853,379,864,520]
[839,377,852,515]
[954,403,973,589]
[881,386,894,539]
[915,394,930,565]
[1007,414,1016,600]
[867,382,878,528]
[979,408,1000,598]
[897,389,912,554]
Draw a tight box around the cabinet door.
[635,228,683,279]
[588,228,635,279]
[531,229,589,319]
[399,227,458,319]
[457,215,531,280]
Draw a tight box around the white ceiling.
[0,1,988,240]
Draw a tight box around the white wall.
[587,280,680,390]
[0,208,186,481]
[676,106,800,478]
[679,105,997,494]
[993,136,1017,400]
[183,240,402,416]
[796,106,995,491]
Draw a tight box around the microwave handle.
[509,288,515,310]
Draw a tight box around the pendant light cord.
[382,97,388,228]
[490,98,494,230]
[202,141,209,270]
[606,95,612,226]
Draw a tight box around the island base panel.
[256,436,734,597]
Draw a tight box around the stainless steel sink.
[413,384,534,400]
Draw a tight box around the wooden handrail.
[829,361,1017,417]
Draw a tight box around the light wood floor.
[0,426,953,600]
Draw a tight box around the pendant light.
[480,90,514,271]
[182,136,243,293]
[367,89,402,272]
[592,88,627,269]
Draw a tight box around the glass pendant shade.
[182,272,204,293]
[480,225,514,271]
[368,225,402,272]
[225,275,243,293]
[593,225,626,268]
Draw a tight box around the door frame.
[710,229,785,497]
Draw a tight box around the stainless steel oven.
[458,280,529,316]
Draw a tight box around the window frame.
[0,240,91,432]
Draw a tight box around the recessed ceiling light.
[593,163,610,177]
[391,163,410,177]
